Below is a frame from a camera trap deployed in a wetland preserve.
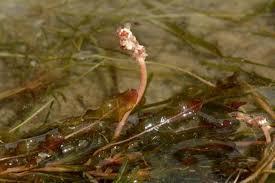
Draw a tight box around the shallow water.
[0,0,275,182]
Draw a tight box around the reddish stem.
[113,25,148,139]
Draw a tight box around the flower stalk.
[113,24,148,139]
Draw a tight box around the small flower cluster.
[231,112,270,128]
[117,24,147,61]
[230,112,272,143]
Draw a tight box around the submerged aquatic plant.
[1,0,275,182]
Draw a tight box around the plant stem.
[113,24,148,139]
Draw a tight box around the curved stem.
[112,24,148,139]
[113,58,147,139]
[136,59,147,105]
[261,126,271,144]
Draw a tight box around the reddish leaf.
[84,89,138,121]
[186,99,203,113]
[225,101,247,111]
[38,134,64,152]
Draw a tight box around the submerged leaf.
[84,89,138,122]
[142,1,223,57]
[159,21,223,57]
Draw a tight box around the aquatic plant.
[0,0,275,182]
[113,23,148,139]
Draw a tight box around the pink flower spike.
[113,24,148,139]
[117,25,147,60]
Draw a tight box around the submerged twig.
[243,82,275,120]
[233,170,242,183]
[225,170,238,183]
[241,143,275,183]
[31,165,87,173]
